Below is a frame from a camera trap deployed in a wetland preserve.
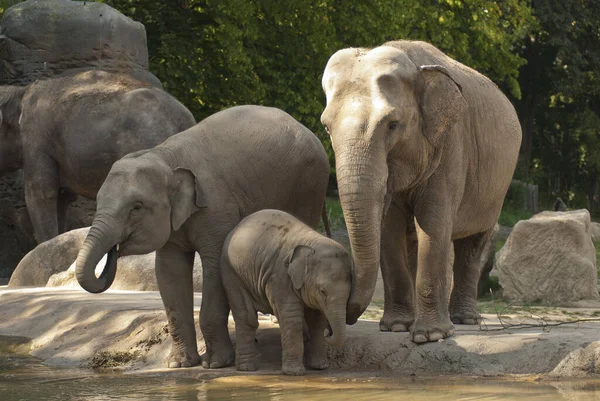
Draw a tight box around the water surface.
[1,353,599,401]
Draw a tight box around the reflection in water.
[2,353,600,401]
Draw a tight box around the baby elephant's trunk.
[324,308,346,347]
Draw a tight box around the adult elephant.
[75,105,330,369]
[0,70,195,243]
[321,41,521,343]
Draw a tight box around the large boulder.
[0,0,160,87]
[47,253,203,292]
[0,172,95,279]
[495,209,599,305]
[8,227,203,291]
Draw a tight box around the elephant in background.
[222,209,351,375]
[321,41,521,342]
[0,70,196,243]
[75,105,330,369]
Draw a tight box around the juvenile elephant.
[0,70,195,243]
[75,105,330,369]
[222,209,351,375]
[321,41,521,342]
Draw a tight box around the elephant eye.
[320,288,327,297]
[387,121,399,132]
[131,202,143,212]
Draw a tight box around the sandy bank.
[1,287,600,378]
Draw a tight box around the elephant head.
[75,152,206,293]
[321,45,467,323]
[286,244,352,347]
[0,86,26,173]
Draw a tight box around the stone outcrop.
[495,209,599,305]
[47,253,203,292]
[8,226,202,292]
[0,0,161,87]
[8,227,89,288]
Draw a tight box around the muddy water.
[2,353,600,401]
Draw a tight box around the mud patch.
[90,350,142,369]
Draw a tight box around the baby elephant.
[221,209,352,375]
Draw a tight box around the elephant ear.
[170,167,208,231]
[418,64,468,146]
[285,245,315,290]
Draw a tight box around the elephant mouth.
[324,323,333,340]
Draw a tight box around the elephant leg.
[199,253,235,369]
[410,216,455,343]
[155,243,201,368]
[304,308,328,370]
[222,263,259,371]
[379,202,415,332]
[449,230,491,325]
[57,190,77,234]
[277,300,306,375]
[23,157,60,243]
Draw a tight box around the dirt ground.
[2,286,600,379]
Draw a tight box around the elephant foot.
[237,359,259,372]
[201,344,235,369]
[410,317,455,344]
[379,310,414,332]
[305,353,329,370]
[167,348,201,368]
[449,305,481,325]
[282,362,306,376]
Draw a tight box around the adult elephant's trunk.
[335,142,388,324]
[76,216,121,293]
[324,307,346,347]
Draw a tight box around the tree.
[516,0,600,210]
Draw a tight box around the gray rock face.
[0,0,161,87]
[0,172,95,278]
[8,226,203,291]
[8,227,90,287]
[495,210,599,305]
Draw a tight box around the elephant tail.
[322,200,332,238]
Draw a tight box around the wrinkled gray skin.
[321,41,521,343]
[75,105,330,369]
[0,70,195,243]
[222,209,351,376]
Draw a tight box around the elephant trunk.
[324,308,347,347]
[76,215,121,293]
[335,142,388,324]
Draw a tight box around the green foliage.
[516,0,600,211]
[98,0,532,180]
[1,0,536,188]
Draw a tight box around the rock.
[0,172,95,279]
[495,209,599,305]
[591,222,600,242]
[0,0,161,87]
[550,342,600,377]
[8,226,202,291]
[8,227,89,288]
[47,253,203,292]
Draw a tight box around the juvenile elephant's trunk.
[76,217,120,293]
[335,141,388,324]
[324,309,346,347]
